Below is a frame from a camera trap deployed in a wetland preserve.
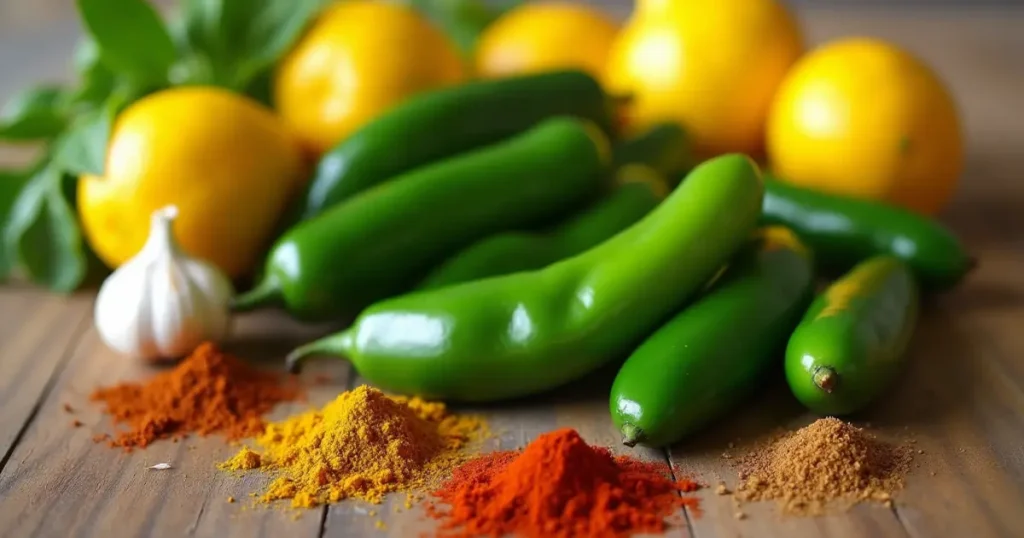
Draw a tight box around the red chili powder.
[427,427,700,538]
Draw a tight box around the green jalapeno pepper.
[610,226,815,447]
[417,167,669,291]
[612,122,692,183]
[292,70,615,221]
[761,174,973,290]
[785,256,920,416]
[232,117,612,322]
[286,154,763,401]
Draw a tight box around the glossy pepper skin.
[232,117,612,321]
[610,227,815,448]
[417,168,669,290]
[785,256,919,416]
[612,122,693,183]
[292,70,615,221]
[286,155,764,401]
[761,174,973,290]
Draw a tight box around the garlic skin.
[94,205,235,362]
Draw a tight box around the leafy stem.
[0,0,503,293]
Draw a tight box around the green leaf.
[76,0,177,86]
[4,166,87,292]
[59,170,111,290]
[53,88,138,177]
[67,38,117,108]
[52,101,115,177]
[0,86,70,141]
[0,167,35,279]
[178,0,327,92]
[243,70,275,108]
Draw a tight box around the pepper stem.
[285,330,355,374]
[230,276,281,312]
[621,423,644,448]
[812,366,839,393]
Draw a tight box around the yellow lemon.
[604,0,803,157]
[274,1,466,155]
[767,38,963,215]
[475,2,619,80]
[78,87,307,278]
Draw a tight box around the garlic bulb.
[94,205,234,361]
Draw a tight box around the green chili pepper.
[610,226,815,447]
[232,117,612,321]
[761,174,973,290]
[785,256,920,416]
[285,154,763,401]
[612,122,692,182]
[417,167,669,291]
[293,70,615,222]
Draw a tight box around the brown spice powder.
[735,418,911,515]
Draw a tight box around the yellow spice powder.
[218,446,261,470]
[220,385,486,508]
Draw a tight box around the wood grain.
[1,3,1024,538]
[0,310,344,538]
[0,287,92,466]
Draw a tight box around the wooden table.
[2,4,1024,538]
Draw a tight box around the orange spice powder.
[90,342,303,450]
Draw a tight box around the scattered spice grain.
[90,342,302,450]
[63,403,74,413]
[735,418,911,516]
[70,420,83,428]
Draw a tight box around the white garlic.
[94,205,234,362]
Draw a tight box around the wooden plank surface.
[0,288,92,464]
[2,3,1024,538]
[0,311,342,538]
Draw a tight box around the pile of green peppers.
[233,69,973,449]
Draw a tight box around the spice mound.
[220,385,485,507]
[736,417,911,515]
[91,342,302,450]
[428,427,700,538]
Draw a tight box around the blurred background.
[4,0,1023,175]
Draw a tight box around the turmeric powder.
[220,385,486,508]
[219,446,261,470]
